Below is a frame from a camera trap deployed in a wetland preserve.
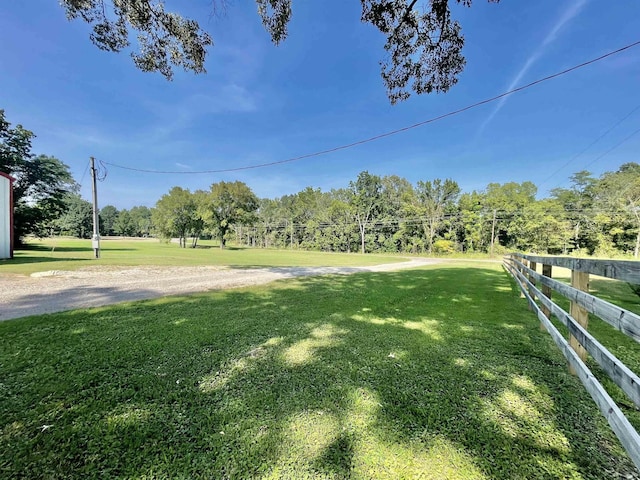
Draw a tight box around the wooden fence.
[504,253,640,471]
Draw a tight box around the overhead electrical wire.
[579,126,640,172]
[78,160,90,188]
[101,40,640,176]
[538,104,640,190]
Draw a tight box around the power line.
[580,126,640,171]
[78,160,90,187]
[101,40,640,176]
[539,104,640,190]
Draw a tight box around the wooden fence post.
[569,268,589,375]
[540,264,552,331]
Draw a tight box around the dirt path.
[0,258,438,321]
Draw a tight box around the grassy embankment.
[2,260,640,478]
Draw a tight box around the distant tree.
[413,178,460,253]
[596,163,640,258]
[484,181,537,255]
[152,186,201,247]
[278,194,300,249]
[379,175,414,252]
[256,198,281,249]
[204,181,258,249]
[349,171,383,254]
[56,194,93,238]
[458,191,486,252]
[129,205,153,237]
[508,199,572,254]
[290,187,327,249]
[0,110,76,244]
[113,209,136,237]
[326,192,357,252]
[99,205,119,236]
[58,0,500,104]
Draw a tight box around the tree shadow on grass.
[19,244,93,253]
[0,267,637,479]
[1,255,92,266]
[20,244,135,253]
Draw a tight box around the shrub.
[433,239,456,254]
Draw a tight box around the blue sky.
[1,1,639,209]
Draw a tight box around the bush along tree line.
[2,110,639,257]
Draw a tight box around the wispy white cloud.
[42,83,259,160]
[175,162,192,170]
[477,0,588,136]
[42,126,116,148]
[143,83,259,140]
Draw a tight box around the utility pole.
[90,156,100,259]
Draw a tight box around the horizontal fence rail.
[517,254,640,284]
[504,253,640,472]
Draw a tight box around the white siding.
[0,176,10,259]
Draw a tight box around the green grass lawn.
[0,238,403,275]
[1,263,638,479]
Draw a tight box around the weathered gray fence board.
[512,253,640,284]
[504,261,640,471]
[511,257,640,343]
[510,263,640,409]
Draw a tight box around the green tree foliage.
[99,205,119,236]
[129,205,153,237]
[349,171,383,254]
[60,0,212,80]
[58,0,500,104]
[55,194,93,239]
[458,191,485,252]
[148,164,639,258]
[413,178,460,253]
[508,199,571,254]
[378,175,413,252]
[152,186,202,247]
[113,209,136,237]
[551,171,598,254]
[0,110,75,244]
[204,181,259,249]
[484,181,536,255]
[326,192,358,252]
[596,163,640,258]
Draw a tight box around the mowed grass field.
[2,260,640,479]
[0,238,403,275]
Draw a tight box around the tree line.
[2,109,639,257]
[129,167,640,258]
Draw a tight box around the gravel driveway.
[1,258,437,321]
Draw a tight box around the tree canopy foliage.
[205,181,259,249]
[152,186,201,248]
[0,110,76,244]
[59,0,499,103]
[56,194,93,239]
[150,182,258,248]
